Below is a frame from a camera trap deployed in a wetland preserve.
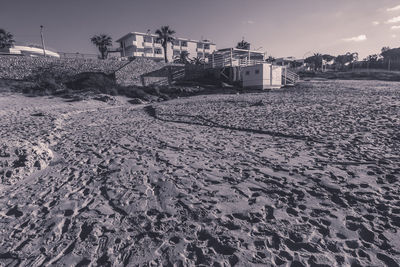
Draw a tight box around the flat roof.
[214,48,266,54]
[116,32,215,45]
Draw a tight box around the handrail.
[282,68,299,85]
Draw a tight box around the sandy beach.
[0,80,399,266]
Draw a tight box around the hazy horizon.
[2,0,400,59]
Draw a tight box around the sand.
[0,80,399,266]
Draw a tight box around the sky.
[1,0,400,59]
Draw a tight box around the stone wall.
[0,55,125,81]
[0,55,189,87]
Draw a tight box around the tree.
[266,56,276,63]
[380,47,400,61]
[334,52,358,70]
[364,54,379,62]
[155,26,176,63]
[305,53,323,70]
[90,34,112,59]
[236,39,250,50]
[174,51,189,64]
[0,28,15,50]
[381,47,390,54]
[322,54,335,62]
[190,56,205,65]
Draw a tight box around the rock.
[93,94,116,103]
[129,98,145,104]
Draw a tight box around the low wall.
[0,55,125,81]
[0,55,194,87]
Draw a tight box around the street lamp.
[40,25,46,57]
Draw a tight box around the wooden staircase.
[151,68,185,86]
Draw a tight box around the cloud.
[386,16,400,23]
[392,34,397,38]
[343,34,367,42]
[387,5,400,11]
[391,25,400,30]
[243,20,255,24]
[372,21,380,26]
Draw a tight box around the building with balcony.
[116,31,216,62]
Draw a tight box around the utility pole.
[40,25,46,57]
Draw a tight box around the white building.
[0,45,60,58]
[116,32,216,62]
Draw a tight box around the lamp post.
[40,25,46,57]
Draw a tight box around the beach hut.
[206,48,300,89]
[242,63,283,89]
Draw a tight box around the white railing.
[206,57,265,68]
[282,67,300,85]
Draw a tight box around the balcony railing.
[143,42,153,48]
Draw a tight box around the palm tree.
[174,51,189,64]
[0,28,15,50]
[190,56,205,65]
[90,34,112,59]
[236,39,250,50]
[155,26,175,63]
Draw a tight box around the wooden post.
[230,48,233,67]
[284,67,287,86]
[270,64,273,86]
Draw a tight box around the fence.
[350,60,400,71]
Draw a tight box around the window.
[144,48,153,54]
[155,49,162,54]
[245,71,250,75]
[154,39,162,44]
[197,52,204,58]
[181,41,188,47]
[255,69,260,74]
[204,44,210,49]
[143,36,152,43]
[173,50,180,56]
[172,40,180,46]
[197,43,203,49]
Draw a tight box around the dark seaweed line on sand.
[144,105,322,143]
